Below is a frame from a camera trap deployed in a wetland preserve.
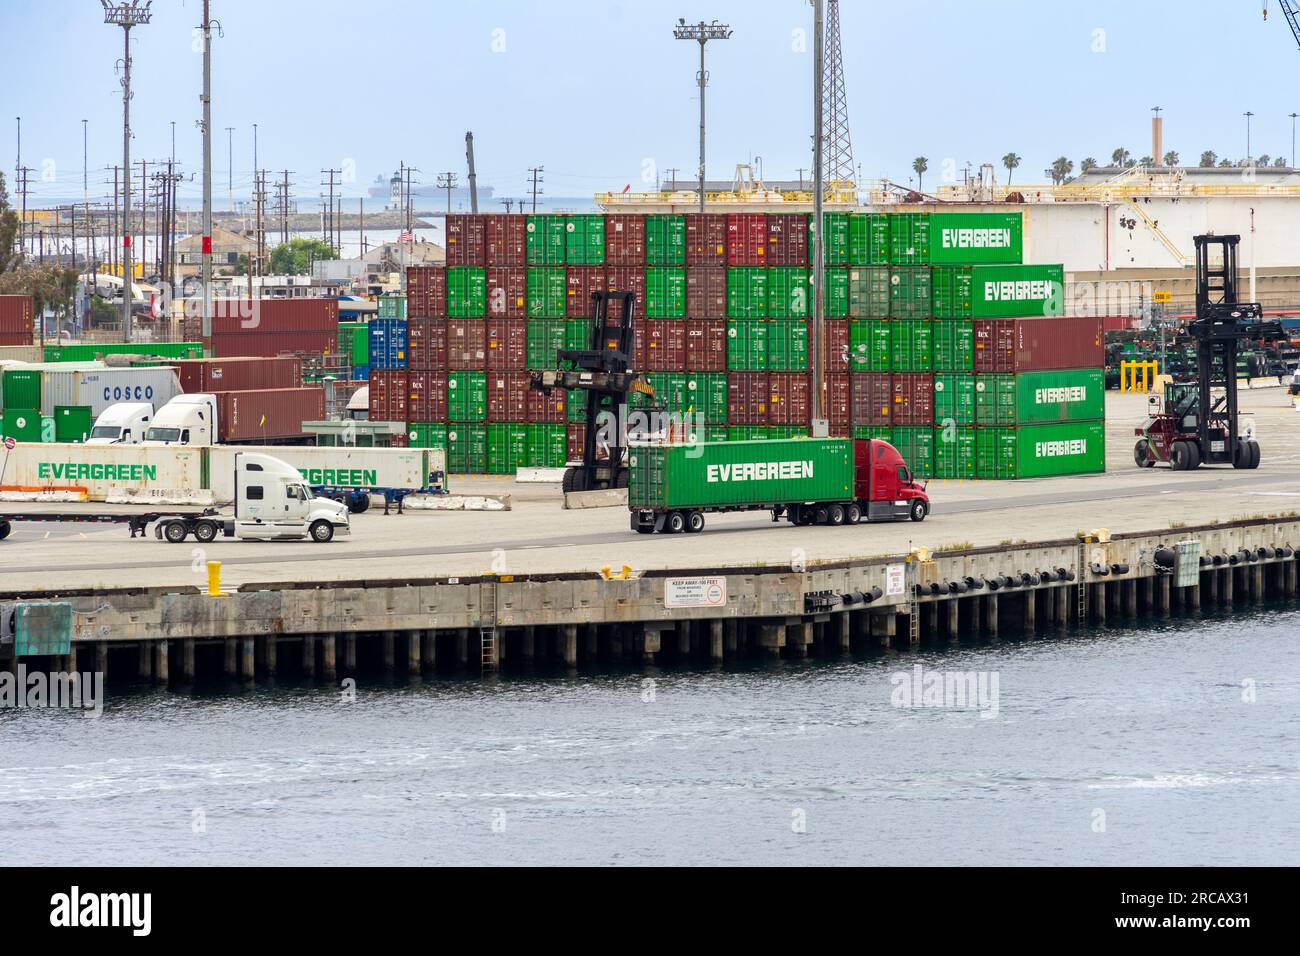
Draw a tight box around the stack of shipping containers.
[368,211,1104,479]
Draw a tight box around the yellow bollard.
[206,561,231,598]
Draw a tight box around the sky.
[2,0,1299,210]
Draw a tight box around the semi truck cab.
[86,402,154,445]
[143,394,217,447]
[856,438,930,522]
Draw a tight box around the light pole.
[199,0,215,339]
[673,18,732,212]
[226,127,235,212]
[1245,111,1254,164]
[103,0,152,339]
[1291,113,1298,168]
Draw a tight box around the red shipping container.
[684,319,726,372]
[767,213,809,266]
[767,373,810,426]
[727,371,769,425]
[408,266,448,318]
[973,316,1104,373]
[850,373,892,427]
[406,369,449,421]
[566,423,585,462]
[825,372,851,433]
[527,383,566,424]
[486,266,527,319]
[485,317,527,372]
[447,318,487,369]
[486,214,527,266]
[209,331,338,358]
[604,266,645,314]
[446,214,487,266]
[630,320,648,370]
[368,369,409,422]
[175,355,301,392]
[209,297,336,334]
[823,318,850,372]
[891,373,935,426]
[685,214,728,266]
[565,265,607,319]
[644,319,686,372]
[604,215,646,265]
[486,371,530,421]
[407,317,448,372]
[212,387,325,442]
[685,266,727,318]
[726,213,768,266]
[0,294,34,345]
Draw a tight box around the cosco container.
[446,267,487,318]
[685,213,728,265]
[927,212,1023,265]
[645,267,687,318]
[39,366,182,418]
[527,267,567,317]
[485,214,527,265]
[848,213,890,266]
[565,214,605,265]
[973,316,1103,373]
[727,267,768,319]
[526,215,566,265]
[933,372,975,426]
[974,368,1105,425]
[974,421,1106,479]
[645,215,686,265]
[767,267,809,319]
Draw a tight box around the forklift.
[1135,234,1283,470]
[529,290,654,493]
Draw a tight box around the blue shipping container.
[368,318,408,370]
[351,365,370,381]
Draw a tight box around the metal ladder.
[906,559,920,644]
[1077,540,1089,623]
[479,580,498,673]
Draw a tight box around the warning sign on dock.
[886,564,907,596]
[664,576,728,609]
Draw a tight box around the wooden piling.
[420,630,436,672]
[224,638,237,679]
[982,594,999,637]
[407,631,420,676]
[837,613,851,655]
[725,618,739,657]
[1022,589,1036,635]
[154,640,169,685]
[137,642,152,681]
[182,639,196,681]
[456,629,470,669]
[301,634,316,679]
[1157,576,1171,618]
[240,637,255,682]
[561,624,578,669]
[383,631,396,673]
[321,635,337,680]
[709,620,724,663]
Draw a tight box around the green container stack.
[565,215,605,265]
[645,215,686,265]
[447,267,487,318]
[645,267,686,318]
[526,215,567,264]
[377,296,407,319]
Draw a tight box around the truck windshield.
[90,426,121,439]
[145,427,181,442]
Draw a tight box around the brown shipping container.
[408,266,448,318]
[485,317,528,372]
[209,331,337,358]
[727,371,769,425]
[823,319,850,372]
[604,266,645,313]
[486,214,527,266]
[566,265,607,319]
[446,214,487,266]
[684,319,726,372]
[644,319,687,371]
[850,372,892,427]
[210,297,337,334]
[685,266,727,318]
[487,371,530,422]
[767,213,809,266]
[407,317,448,372]
[630,322,648,371]
[726,213,768,266]
[213,387,324,442]
[566,423,585,462]
[604,215,646,265]
[486,266,528,319]
[447,318,487,369]
[891,373,935,426]
[685,214,728,265]
[825,372,851,434]
[406,370,449,422]
[768,373,810,426]
[175,356,301,392]
[0,295,34,345]
[368,369,409,422]
[974,316,1103,374]
[527,384,566,424]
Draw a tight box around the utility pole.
[279,170,292,246]
[673,18,732,212]
[321,168,340,250]
[17,166,30,260]
[1291,113,1298,168]
[501,198,514,214]
[527,166,544,213]
[200,0,214,336]
[403,165,418,233]
[15,116,21,257]
[225,126,235,213]
[109,165,119,278]
[810,0,827,437]
[83,119,93,282]
[103,0,152,339]
[665,167,680,190]
[1245,111,1254,164]
[137,158,147,277]
[437,172,458,215]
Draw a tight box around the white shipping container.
[39,367,182,417]
[0,441,208,503]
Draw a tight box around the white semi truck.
[144,394,218,447]
[85,403,154,445]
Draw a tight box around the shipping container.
[852,425,891,441]
[685,213,728,265]
[847,267,890,318]
[447,266,487,318]
[891,373,935,426]
[486,214,527,266]
[848,213,891,266]
[446,214,487,266]
[526,380,567,424]
[447,370,487,422]
[819,213,850,265]
[767,267,810,319]
[931,266,973,319]
[684,319,726,371]
[526,422,567,468]
[890,266,932,319]
[890,426,934,478]
[602,266,645,313]
[175,356,302,393]
[526,318,568,370]
[407,422,448,450]
[932,319,974,371]
[727,371,769,424]
[683,372,728,424]
[974,368,1105,426]
[368,318,408,370]
[645,215,686,266]
[566,422,585,461]
[628,438,853,511]
[850,372,891,426]
[213,387,324,442]
[973,316,1103,373]
[407,266,447,318]
[645,267,687,318]
[644,319,687,371]
[968,264,1065,319]
[38,366,183,418]
[933,372,975,427]
[767,213,810,266]
[604,215,647,265]
[446,318,487,369]
[685,266,727,319]
[486,266,528,319]
[727,320,768,371]
[933,427,976,480]
[407,317,448,372]
[974,421,1106,479]
[0,345,42,363]
[526,215,567,265]
[848,320,890,372]
[43,342,204,363]
[927,211,1023,265]
[823,318,850,372]
[447,423,488,473]
[766,320,809,371]
[368,369,408,422]
[0,295,34,346]
[727,266,768,319]
[767,372,810,426]
[208,330,338,359]
[824,372,850,434]
[486,371,530,422]
[824,267,849,318]
[890,212,930,265]
[565,214,605,265]
[564,265,606,319]
[726,213,768,266]
[209,297,337,333]
[53,405,93,443]
[890,319,934,373]
[339,322,369,367]
[485,317,528,372]
[1,408,41,441]
[406,369,448,421]
[527,266,567,317]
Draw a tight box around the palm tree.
[1050,156,1074,185]
[1275,156,1288,167]
[1200,150,1217,167]
[1138,156,1154,166]
[1258,154,1271,167]
[1080,157,1098,174]
[1218,158,1233,167]
[1163,150,1179,167]
[1001,152,1021,185]
[1111,147,1130,167]
[912,156,928,192]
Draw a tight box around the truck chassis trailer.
[0,510,215,541]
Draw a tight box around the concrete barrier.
[564,488,628,510]
[404,494,511,511]
[515,467,566,483]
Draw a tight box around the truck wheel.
[347,494,371,514]
[813,506,829,525]
[193,521,218,543]
[845,503,862,525]
[1232,439,1252,470]
[0,520,10,541]
[561,467,587,494]
[1171,441,1192,471]
[1248,440,1261,469]
[827,504,845,526]
[909,500,928,522]
[1186,442,1202,470]
[1134,440,1154,468]
[310,520,335,543]
[685,510,705,533]
[163,521,189,543]
[665,511,685,534]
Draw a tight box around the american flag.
[398,230,413,244]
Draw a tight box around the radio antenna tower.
[822,0,854,190]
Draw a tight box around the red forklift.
[1135,234,1282,470]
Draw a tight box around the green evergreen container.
[447,371,487,422]
[727,267,768,319]
[848,213,891,266]
[407,422,448,449]
[53,405,93,443]
[645,267,687,318]
[819,213,850,265]
[1,407,42,442]
[340,321,370,367]
[645,215,686,265]
[447,267,487,318]
[565,214,605,265]
[727,425,770,442]
[969,264,1065,319]
[567,388,587,423]
[890,266,932,319]
[687,424,729,444]
[767,320,809,371]
[933,427,977,479]
[933,373,975,426]
[890,319,934,372]
[851,425,891,441]
[487,423,529,474]
[526,423,566,468]
[932,266,973,319]
[768,426,806,440]
[727,320,768,371]
[42,342,204,362]
[526,215,567,264]
[890,212,930,264]
[974,421,1105,478]
[2,368,41,409]
[824,267,849,317]
[767,267,810,319]
[974,374,1017,426]
[847,267,890,318]
[446,423,488,474]
[526,318,568,369]
[527,266,567,317]
[635,372,689,412]
[890,426,935,478]
[932,319,974,370]
[975,369,1105,425]
[928,212,1023,265]
[974,426,1017,479]
[684,373,728,424]
[848,319,890,372]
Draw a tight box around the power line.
[527,166,544,213]
[436,171,458,215]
